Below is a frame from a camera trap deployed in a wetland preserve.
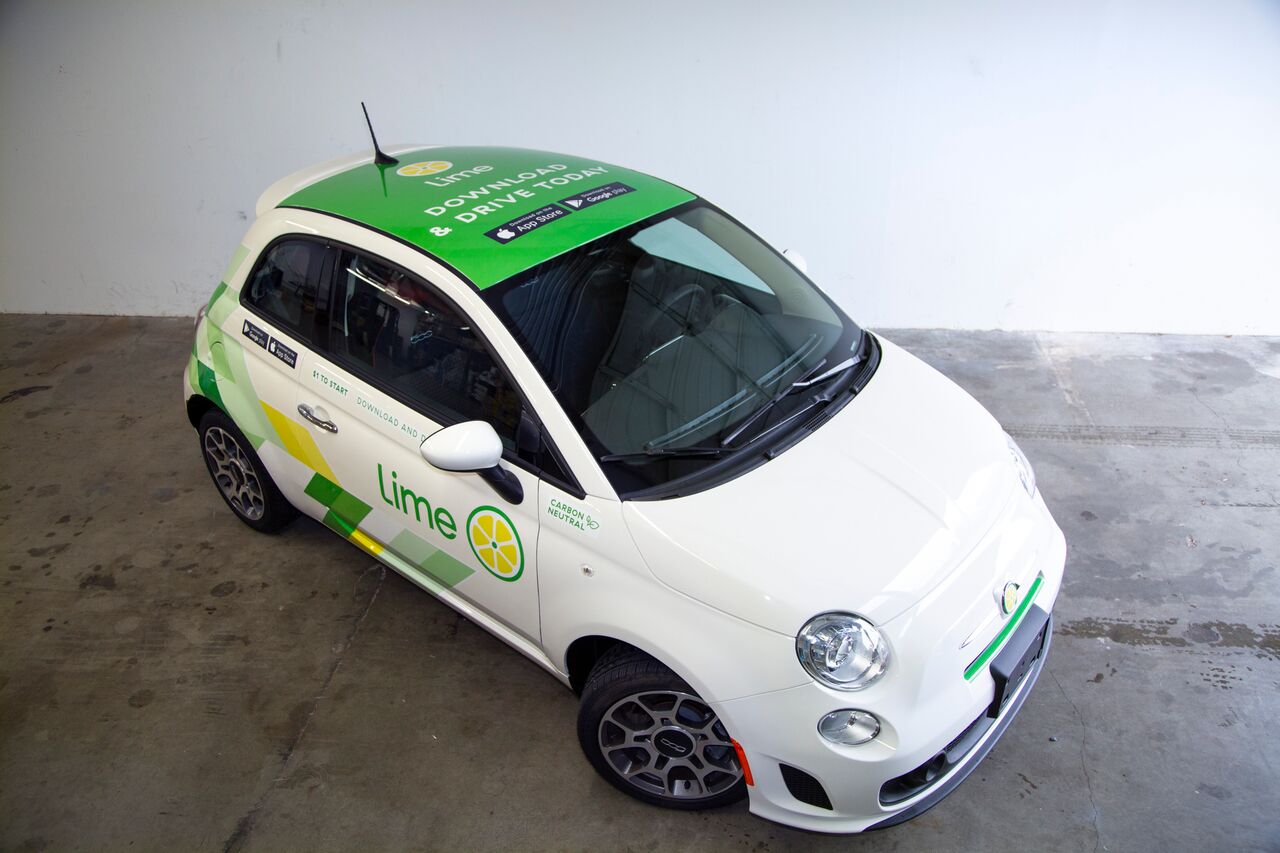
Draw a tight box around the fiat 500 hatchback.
[185,145,1065,832]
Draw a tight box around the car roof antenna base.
[361,102,399,167]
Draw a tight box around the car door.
[220,236,329,510]
[294,246,544,642]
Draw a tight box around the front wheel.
[577,646,747,810]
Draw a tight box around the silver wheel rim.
[203,426,266,521]
[598,689,743,800]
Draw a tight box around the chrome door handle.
[297,403,338,433]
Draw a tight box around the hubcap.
[598,690,743,800]
[203,426,265,521]
[653,727,695,758]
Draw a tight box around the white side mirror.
[421,421,503,472]
[782,249,808,274]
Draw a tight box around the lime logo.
[396,160,453,177]
[1000,582,1021,616]
[467,506,523,581]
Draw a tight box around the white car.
[185,144,1065,832]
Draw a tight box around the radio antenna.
[362,102,398,167]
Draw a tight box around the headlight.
[1005,432,1036,497]
[796,613,890,690]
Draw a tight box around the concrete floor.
[1,315,1277,852]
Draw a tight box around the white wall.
[1,0,1278,333]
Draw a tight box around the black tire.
[198,408,297,533]
[577,646,748,810]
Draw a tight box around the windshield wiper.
[791,356,860,390]
[600,355,864,465]
[599,445,730,464]
[721,355,868,447]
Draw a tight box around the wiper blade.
[727,350,865,445]
[719,358,828,447]
[599,445,730,464]
[760,349,876,454]
[791,356,860,390]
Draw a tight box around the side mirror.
[421,421,503,471]
[782,249,808,275]
[420,421,523,504]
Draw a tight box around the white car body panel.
[622,338,1020,634]
[187,160,1068,833]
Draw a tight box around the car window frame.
[237,234,332,345]
[315,237,585,498]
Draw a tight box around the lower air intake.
[779,764,833,810]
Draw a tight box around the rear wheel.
[198,408,297,532]
[577,646,747,810]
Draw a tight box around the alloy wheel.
[597,690,743,800]
[203,426,266,521]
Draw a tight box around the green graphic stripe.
[323,509,357,537]
[305,478,474,588]
[389,529,474,588]
[195,360,225,413]
[304,472,343,507]
[419,550,474,587]
[964,575,1044,681]
[206,281,228,313]
[306,472,372,534]
[281,146,695,289]
[204,321,270,449]
[207,284,235,326]
[331,489,372,527]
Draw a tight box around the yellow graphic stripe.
[259,401,339,484]
[349,528,384,556]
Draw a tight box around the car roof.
[276,146,697,290]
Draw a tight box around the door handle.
[297,403,338,433]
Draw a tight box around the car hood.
[622,336,1019,635]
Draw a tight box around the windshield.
[481,201,862,495]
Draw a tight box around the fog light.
[818,709,880,745]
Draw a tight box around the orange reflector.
[731,738,754,786]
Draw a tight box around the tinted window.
[331,250,521,445]
[481,202,861,496]
[242,239,323,339]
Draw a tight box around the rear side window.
[330,250,522,446]
[242,239,324,339]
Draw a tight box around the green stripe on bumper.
[965,575,1044,681]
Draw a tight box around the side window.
[242,239,324,339]
[331,250,522,446]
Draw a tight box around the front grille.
[780,764,833,810]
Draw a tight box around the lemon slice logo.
[466,506,524,581]
[396,160,453,177]
[1000,582,1021,615]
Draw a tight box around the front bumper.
[868,608,1051,829]
[716,491,1065,833]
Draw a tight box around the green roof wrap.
[280,146,696,289]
